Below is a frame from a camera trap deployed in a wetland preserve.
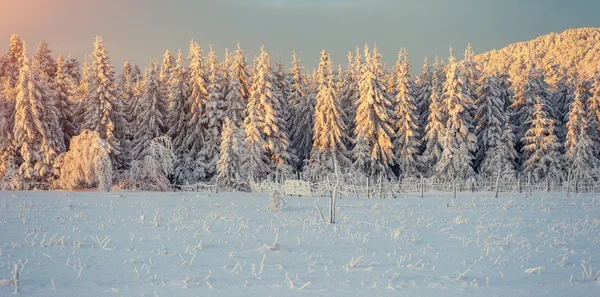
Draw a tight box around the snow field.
[0,191,599,296]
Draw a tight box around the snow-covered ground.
[0,191,599,297]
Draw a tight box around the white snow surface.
[0,191,599,296]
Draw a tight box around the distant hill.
[476,28,600,85]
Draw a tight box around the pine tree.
[462,44,480,120]
[551,67,574,135]
[421,56,446,176]
[243,56,270,181]
[230,43,250,106]
[72,59,90,134]
[166,51,191,183]
[512,64,553,143]
[479,116,518,179]
[308,50,349,175]
[244,47,291,180]
[393,49,421,178]
[436,48,477,180]
[288,52,314,173]
[83,37,125,169]
[353,44,395,177]
[521,96,562,182]
[275,58,297,169]
[474,73,504,172]
[258,47,291,175]
[160,50,175,85]
[33,40,57,80]
[5,34,25,88]
[564,78,599,182]
[339,52,359,151]
[218,117,243,188]
[64,55,82,86]
[54,55,77,147]
[587,72,600,152]
[183,41,209,182]
[119,62,135,116]
[13,50,63,186]
[0,78,17,182]
[221,48,233,100]
[197,45,226,181]
[132,60,167,161]
[413,57,432,141]
[224,49,248,140]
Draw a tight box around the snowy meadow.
[0,191,599,296]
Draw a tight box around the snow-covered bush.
[52,130,112,192]
[130,136,175,191]
[268,190,286,211]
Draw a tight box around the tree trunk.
[453,177,457,200]
[495,167,501,199]
[420,174,424,199]
[528,172,532,197]
[378,172,383,199]
[330,153,340,224]
[566,166,572,198]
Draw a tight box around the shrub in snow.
[268,190,286,211]
[53,130,112,192]
[130,136,175,191]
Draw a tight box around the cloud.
[254,0,384,9]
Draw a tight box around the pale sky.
[1,0,599,71]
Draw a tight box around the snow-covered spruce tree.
[288,52,315,173]
[218,117,243,189]
[183,41,209,182]
[12,51,64,188]
[223,46,248,161]
[243,56,270,181]
[230,42,251,107]
[195,45,226,181]
[392,49,421,178]
[123,62,144,131]
[564,78,600,182]
[130,136,175,191]
[474,73,518,177]
[353,44,395,178]
[251,47,292,178]
[420,56,446,176]
[413,57,432,143]
[275,59,298,171]
[131,60,167,162]
[479,116,518,179]
[462,44,480,121]
[550,67,574,139]
[473,73,504,173]
[435,48,477,180]
[72,59,90,133]
[220,48,233,100]
[166,51,191,183]
[160,50,175,86]
[0,81,18,183]
[52,130,112,192]
[64,55,82,86]
[521,96,562,182]
[54,55,78,147]
[308,50,349,176]
[587,72,600,152]
[511,64,553,143]
[4,34,25,88]
[83,37,127,171]
[338,52,360,152]
[33,40,57,80]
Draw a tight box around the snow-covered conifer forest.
[2,28,600,297]
[2,28,600,191]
